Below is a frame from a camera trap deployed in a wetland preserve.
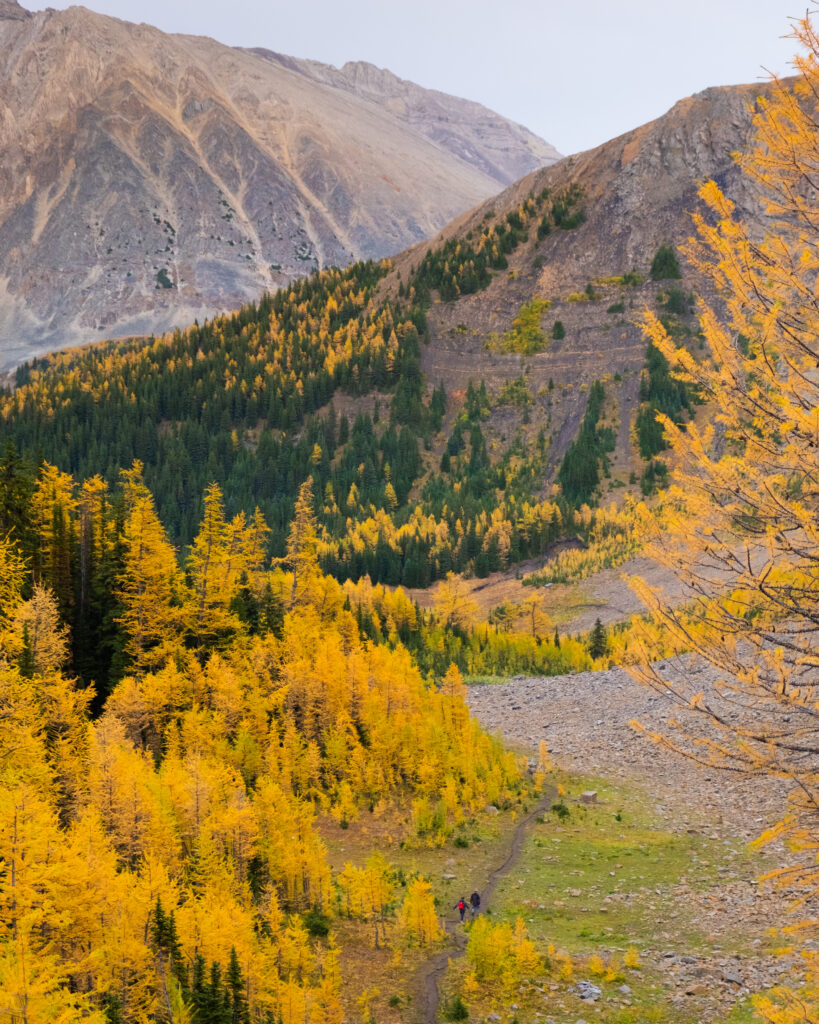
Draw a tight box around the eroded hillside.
[380,80,782,497]
[0,0,558,367]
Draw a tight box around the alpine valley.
[0,7,817,1024]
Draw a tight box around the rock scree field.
[458,660,802,1024]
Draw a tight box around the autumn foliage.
[0,473,520,1021]
[629,17,819,1020]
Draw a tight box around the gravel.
[466,655,805,1017]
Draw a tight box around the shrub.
[467,917,542,989]
[303,908,330,937]
[659,285,690,315]
[650,243,682,280]
[624,946,642,969]
[442,994,469,1021]
[487,298,550,354]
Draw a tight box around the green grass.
[722,1000,760,1023]
[493,773,767,953]
[438,771,775,1024]
[463,674,515,686]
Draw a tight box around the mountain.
[0,77,780,581]
[383,78,779,486]
[0,0,559,369]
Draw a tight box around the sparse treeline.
[342,575,592,679]
[403,184,586,305]
[0,474,522,1022]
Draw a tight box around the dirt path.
[419,790,554,1024]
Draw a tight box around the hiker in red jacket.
[454,897,466,922]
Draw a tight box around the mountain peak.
[0,4,559,368]
[0,0,31,20]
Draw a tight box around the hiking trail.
[419,790,554,1024]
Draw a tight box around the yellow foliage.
[0,473,524,1018]
[466,917,543,991]
[629,16,819,1013]
[623,946,642,969]
[587,952,606,977]
[398,878,443,946]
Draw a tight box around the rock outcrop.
[0,3,558,367]
[380,78,785,482]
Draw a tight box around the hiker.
[469,890,480,916]
[454,897,467,922]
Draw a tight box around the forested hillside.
[1,73,774,600]
[0,471,525,1021]
[1,186,606,591]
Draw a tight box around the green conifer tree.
[588,618,608,659]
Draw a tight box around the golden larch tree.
[629,18,819,1021]
[117,466,186,675]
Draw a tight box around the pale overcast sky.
[43,0,798,155]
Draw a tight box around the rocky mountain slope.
[0,75,787,569]
[0,0,558,369]
[381,79,781,494]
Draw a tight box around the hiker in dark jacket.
[469,890,481,916]
[454,897,467,922]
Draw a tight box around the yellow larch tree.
[0,936,106,1024]
[0,532,27,643]
[117,465,186,675]
[432,572,478,632]
[8,583,69,675]
[29,462,76,604]
[398,877,443,946]
[628,18,819,1021]
[283,478,322,608]
[186,482,263,653]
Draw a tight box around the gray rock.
[0,6,560,368]
[571,981,602,1001]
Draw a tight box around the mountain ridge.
[247,47,560,186]
[0,1,558,368]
